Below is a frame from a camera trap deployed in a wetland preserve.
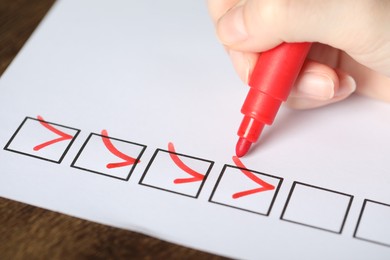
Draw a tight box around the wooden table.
[0,1,227,259]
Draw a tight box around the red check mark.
[101,130,140,169]
[33,115,73,151]
[167,142,204,184]
[232,156,275,199]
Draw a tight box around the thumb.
[216,0,386,61]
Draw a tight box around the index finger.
[207,0,242,24]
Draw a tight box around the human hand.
[208,0,390,109]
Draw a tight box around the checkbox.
[280,182,353,233]
[354,199,390,247]
[71,131,146,181]
[209,164,283,216]
[4,116,80,163]
[139,144,214,198]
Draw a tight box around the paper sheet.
[1,1,389,259]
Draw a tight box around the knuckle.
[253,0,294,35]
[260,0,291,22]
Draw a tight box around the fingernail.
[217,5,248,45]
[335,75,356,97]
[295,72,335,100]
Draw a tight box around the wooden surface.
[0,1,227,259]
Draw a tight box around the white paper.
[1,1,389,259]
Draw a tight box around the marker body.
[236,42,312,157]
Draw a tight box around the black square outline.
[208,164,283,216]
[3,116,80,164]
[280,181,354,234]
[70,132,146,181]
[138,148,214,198]
[353,199,390,248]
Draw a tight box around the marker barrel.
[237,42,312,143]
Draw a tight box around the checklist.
[280,182,353,233]
[4,116,79,163]
[139,143,213,198]
[71,131,146,181]
[354,199,390,247]
[1,0,390,259]
[209,159,283,215]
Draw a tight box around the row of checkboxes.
[3,116,390,248]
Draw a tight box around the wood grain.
[0,1,227,259]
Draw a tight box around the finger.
[290,61,339,101]
[287,63,356,109]
[207,0,242,24]
[227,48,258,83]
[215,0,390,58]
[355,73,390,102]
[339,53,390,102]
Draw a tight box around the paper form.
[1,1,390,259]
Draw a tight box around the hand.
[208,0,390,109]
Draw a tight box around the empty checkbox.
[280,182,353,233]
[354,199,390,247]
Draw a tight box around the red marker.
[236,42,312,157]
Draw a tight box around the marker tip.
[235,138,252,158]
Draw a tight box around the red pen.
[236,42,312,157]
